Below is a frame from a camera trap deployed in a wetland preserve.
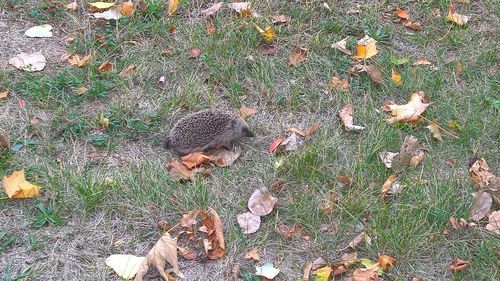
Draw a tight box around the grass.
[0,0,499,280]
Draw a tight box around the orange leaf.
[118,0,134,16]
[244,249,261,261]
[449,258,470,271]
[391,69,402,86]
[381,175,397,199]
[330,75,349,91]
[394,9,409,20]
[0,91,8,99]
[68,54,92,67]
[165,159,194,181]
[181,152,212,169]
[98,61,113,73]
[268,137,284,153]
[200,207,225,260]
[2,170,41,199]
[355,35,378,59]
[378,255,397,271]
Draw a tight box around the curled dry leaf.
[244,249,261,261]
[119,64,136,77]
[311,257,328,271]
[339,104,365,132]
[168,0,179,15]
[469,191,492,221]
[392,135,425,172]
[449,257,470,271]
[166,159,194,181]
[315,266,332,281]
[381,174,397,199]
[288,48,308,67]
[255,262,280,280]
[355,35,378,59]
[348,232,367,249]
[447,2,470,26]
[378,255,397,271]
[276,224,302,240]
[237,212,261,234]
[181,209,199,228]
[485,210,500,235]
[181,152,212,169]
[269,137,284,153]
[0,133,10,148]
[351,268,381,281]
[404,21,422,31]
[248,185,278,216]
[208,147,242,167]
[92,8,123,20]
[468,158,497,188]
[98,61,113,73]
[2,170,41,199]
[134,233,184,281]
[365,65,384,85]
[271,15,289,24]
[106,254,145,279]
[379,151,398,168]
[240,106,257,117]
[384,91,430,123]
[330,75,349,91]
[66,1,77,11]
[200,207,225,260]
[394,9,409,20]
[303,262,313,281]
[25,24,53,38]
[288,123,320,138]
[201,2,223,17]
[9,52,46,72]
[177,246,197,260]
[427,120,444,141]
[118,1,134,16]
[332,37,352,55]
[68,54,92,67]
[391,69,402,86]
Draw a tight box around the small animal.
[165,109,254,156]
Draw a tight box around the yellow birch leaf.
[391,69,402,86]
[2,170,41,199]
[355,35,378,59]
[90,2,116,10]
[426,120,443,141]
[168,0,179,15]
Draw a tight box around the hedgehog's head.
[230,117,254,138]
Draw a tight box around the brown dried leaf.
[166,159,194,181]
[240,106,257,117]
[378,255,397,271]
[331,37,352,55]
[98,61,113,73]
[177,246,197,260]
[244,249,261,261]
[180,152,212,169]
[208,147,241,167]
[181,209,199,228]
[288,48,308,67]
[118,1,134,16]
[276,224,302,240]
[119,64,136,77]
[330,75,349,91]
[449,258,470,271]
[0,91,8,99]
[237,212,261,234]
[365,65,383,84]
[201,2,223,17]
[0,132,10,148]
[469,191,492,221]
[134,233,184,281]
[260,44,277,55]
[404,21,423,31]
[200,207,225,260]
[391,135,424,172]
[348,232,366,249]
[450,216,460,230]
[303,262,313,281]
[413,57,432,66]
[68,54,91,67]
[486,210,500,235]
[66,1,77,11]
[271,15,289,24]
[339,104,365,132]
[248,185,278,216]
[394,9,409,20]
[469,158,496,189]
[268,137,284,153]
[381,175,397,199]
[311,257,328,271]
[282,133,303,151]
[351,268,381,281]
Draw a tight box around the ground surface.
[0,0,499,280]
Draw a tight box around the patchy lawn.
[1,0,499,280]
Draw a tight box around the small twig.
[421,116,460,139]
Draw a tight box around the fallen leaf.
[365,65,384,84]
[351,268,381,281]
[137,0,148,11]
[9,52,46,72]
[269,137,284,153]
[66,1,77,11]
[332,264,348,277]
[426,120,443,141]
[311,257,328,271]
[201,2,223,17]
[378,255,397,271]
[454,62,463,77]
[77,86,88,96]
[244,249,261,261]
[276,224,302,240]
[449,216,461,230]
[384,91,430,123]
[303,262,313,281]
[177,246,197,260]
[404,21,423,31]
[355,35,378,60]
[25,24,53,38]
[259,26,275,42]
[381,175,397,199]
[2,170,41,199]
[469,191,492,221]
[315,266,332,281]
[339,104,365,132]
[200,207,225,260]
[118,1,134,16]
[92,8,123,20]
[0,133,10,148]
[240,106,257,117]
[98,61,113,73]
[106,254,145,279]
[0,91,8,100]
[394,9,409,20]
[237,212,261,234]
[330,75,349,91]
[391,135,425,172]
[413,57,432,66]
[181,209,199,228]
[90,2,115,10]
[134,232,185,281]
[208,147,241,167]
[282,133,303,151]
[391,69,402,86]
[449,258,470,271]
[99,113,109,129]
[229,2,257,18]
[447,2,470,26]
[68,54,92,67]
[303,123,320,137]
[255,262,280,279]
[348,232,367,249]
[168,0,179,15]
[331,37,352,55]
[271,15,289,24]
[119,64,136,77]
[181,152,212,169]
[485,210,500,235]
[190,48,201,58]
[248,185,278,216]
[260,44,277,55]
[468,158,496,189]
[166,159,194,181]
[379,151,398,168]
[288,48,308,67]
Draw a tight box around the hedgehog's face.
[231,118,254,138]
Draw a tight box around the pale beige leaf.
[25,24,53,38]
[92,8,122,20]
[9,52,46,72]
[90,2,115,10]
[384,91,430,123]
[244,249,261,261]
[66,1,77,11]
[168,0,179,15]
[207,147,242,167]
[331,37,352,55]
[106,254,145,279]
[248,185,278,216]
[237,212,261,234]
[485,210,500,235]
[339,104,365,132]
[379,151,398,168]
[201,2,223,17]
[469,191,492,221]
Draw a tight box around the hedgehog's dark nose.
[244,128,254,137]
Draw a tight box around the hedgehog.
[164,109,254,156]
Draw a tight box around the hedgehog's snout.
[242,127,254,138]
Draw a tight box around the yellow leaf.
[355,35,378,59]
[168,0,179,15]
[2,170,41,199]
[448,120,462,131]
[391,69,402,86]
[447,2,470,26]
[261,26,275,42]
[426,120,443,141]
[105,254,145,279]
[315,266,332,281]
[381,174,397,199]
[90,2,116,10]
[68,54,92,67]
[384,91,430,123]
[99,113,110,129]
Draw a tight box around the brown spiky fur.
[165,109,254,156]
